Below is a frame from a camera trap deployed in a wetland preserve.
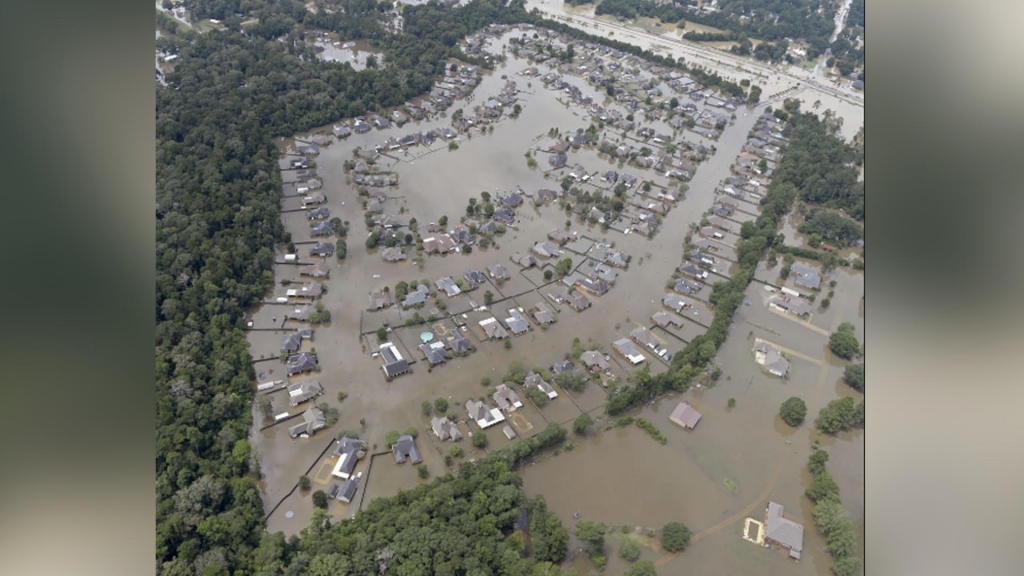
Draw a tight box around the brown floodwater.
[249,28,862,573]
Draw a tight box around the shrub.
[384,430,400,446]
[417,464,429,479]
[298,475,311,491]
[421,401,432,415]
[449,444,463,458]
[472,433,488,448]
[434,398,448,413]
[312,490,328,509]
[829,322,860,359]
[843,363,864,391]
[619,539,641,562]
[573,413,594,434]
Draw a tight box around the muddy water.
[252,27,862,565]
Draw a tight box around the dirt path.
[653,459,785,567]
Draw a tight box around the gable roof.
[765,502,804,555]
[392,435,422,464]
[669,401,702,429]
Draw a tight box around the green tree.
[624,560,658,576]
[575,520,607,552]
[403,426,418,438]
[421,401,432,415]
[660,522,690,552]
[573,413,594,435]
[555,257,573,276]
[826,521,857,558]
[385,430,400,446]
[449,444,463,458]
[808,449,830,476]
[417,464,429,479]
[727,398,736,408]
[806,471,841,503]
[544,269,554,281]
[669,97,679,109]
[484,290,494,305]
[312,490,328,509]
[829,323,860,359]
[831,556,863,576]
[434,398,448,413]
[481,376,491,387]
[472,432,488,448]
[843,363,864,391]
[570,337,584,359]
[619,538,641,562]
[812,498,849,535]
[376,327,387,341]
[780,397,807,427]
[298,475,311,491]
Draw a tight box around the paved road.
[525,0,863,107]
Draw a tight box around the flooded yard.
[245,22,863,574]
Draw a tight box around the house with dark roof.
[532,242,562,259]
[381,247,406,262]
[548,153,568,168]
[674,278,704,295]
[287,380,322,406]
[449,332,473,353]
[464,269,487,289]
[670,401,702,429]
[630,326,662,352]
[574,276,609,296]
[307,207,330,220]
[511,252,537,268]
[333,124,352,138]
[308,242,334,257]
[551,359,578,376]
[478,220,499,235]
[493,207,516,224]
[392,435,423,464]
[332,436,365,479]
[419,341,448,365]
[431,416,463,441]
[286,352,318,376]
[299,262,330,278]
[382,360,410,380]
[280,328,313,354]
[765,502,804,559]
[336,478,358,503]
[678,263,708,280]
[537,189,560,203]
[288,406,327,438]
[309,221,335,237]
[500,193,524,208]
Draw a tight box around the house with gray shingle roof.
[765,502,804,559]
[669,401,702,429]
[286,352,318,376]
[466,399,505,429]
[479,317,509,339]
[753,339,790,377]
[493,384,524,412]
[435,277,461,297]
[449,332,473,353]
[392,435,422,464]
[288,406,326,438]
[419,341,448,365]
[332,436,365,479]
[286,380,322,406]
[431,416,463,441]
[488,263,510,280]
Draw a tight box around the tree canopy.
[780,396,807,427]
[660,521,691,552]
[829,322,861,359]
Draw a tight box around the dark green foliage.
[660,522,691,552]
[829,322,860,359]
[635,418,667,444]
[596,0,687,24]
[421,401,432,415]
[619,538,641,562]
[472,432,488,448]
[575,520,607,551]
[799,209,863,247]
[555,371,586,392]
[416,464,429,478]
[843,363,864,391]
[434,398,448,413]
[573,413,594,434]
[555,257,573,276]
[528,496,569,563]
[808,449,830,476]
[312,490,328,509]
[681,0,837,58]
[526,386,549,407]
[815,396,865,434]
[298,475,311,491]
[806,471,841,503]
[780,396,807,427]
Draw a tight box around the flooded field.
[245,21,863,576]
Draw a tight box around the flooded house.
[449,332,473,354]
[678,263,708,280]
[286,380,322,407]
[288,406,326,438]
[503,309,530,336]
[669,401,702,430]
[380,342,410,380]
[435,276,461,297]
[613,338,646,365]
[381,247,406,262]
[764,501,804,559]
[419,341,448,365]
[307,206,330,221]
[663,293,690,314]
[524,371,558,399]
[431,416,463,441]
[753,340,790,377]
[493,384,524,412]
[332,436,365,480]
[391,435,422,464]
[464,269,487,290]
[652,311,684,329]
[580,350,611,373]
[280,328,313,354]
[368,288,393,310]
[567,291,591,311]
[532,302,555,325]
[674,278,704,295]
[466,399,505,429]
[308,242,334,257]
[286,352,318,376]
[511,252,537,268]
[479,317,510,339]
[791,263,822,290]
[401,284,429,308]
[488,263,511,280]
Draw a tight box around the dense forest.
[682,0,837,58]
[593,0,693,24]
[154,0,752,574]
[605,106,860,416]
